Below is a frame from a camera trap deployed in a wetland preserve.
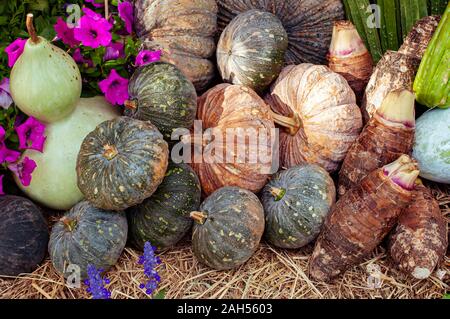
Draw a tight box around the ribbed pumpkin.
[260,165,336,249]
[135,0,217,91]
[124,62,197,141]
[217,0,344,65]
[128,162,201,250]
[0,196,48,276]
[217,10,288,92]
[265,64,363,172]
[190,186,265,270]
[49,201,127,279]
[189,84,275,196]
[76,117,169,211]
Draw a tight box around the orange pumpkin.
[265,64,363,172]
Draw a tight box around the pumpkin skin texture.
[0,196,48,276]
[76,117,169,211]
[217,10,288,93]
[260,165,336,249]
[135,0,218,91]
[49,201,127,280]
[265,64,363,173]
[128,162,201,250]
[124,62,197,141]
[217,0,344,65]
[15,97,120,210]
[191,186,265,270]
[190,84,275,196]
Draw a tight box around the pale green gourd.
[15,97,120,210]
[10,14,81,123]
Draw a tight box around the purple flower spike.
[8,157,37,187]
[135,50,161,67]
[84,265,111,300]
[138,242,161,296]
[5,38,27,67]
[98,69,129,105]
[0,78,13,109]
[15,117,46,152]
[118,1,134,34]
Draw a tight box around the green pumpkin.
[76,117,169,211]
[260,164,336,249]
[128,162,201,250]
[49,201,128,279]
[124,62,197,140]
[191,186,265,270]
[0,196,49,276]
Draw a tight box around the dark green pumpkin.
[191,186,265,270]
[49,201,128,279]
[76,117,169,211]
[260,164,336,249]
[0,196,48,276]
[128,162,201,250]
[217,10,288,93]
[124,62,197,140]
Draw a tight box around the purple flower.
[0,175,3,195]
[54,17,80,47]
[118,1,134,34]
[138,242,161,295]
[0,78,13,109]
[84,265,111,300]
[85,0,104,8]
[74,10,112,49]
[104,42,125,61]
[5,38,27,67]
[135,50,161,67]
[8,157,37,187]
[15,117,46,152]
[72,48,94,68]
[0,126,20,164]
[98,69,129,105]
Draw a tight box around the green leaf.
[153,289,166,299]
[443,294,450,299]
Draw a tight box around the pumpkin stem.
[61,217,77,232]
[269,110,302,136]
[269,187,286,201]
[103,144,118,160]
[26,13,39,44]
[190,211,207,225]
[124,100,137,110]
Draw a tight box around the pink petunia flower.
[82,7,104,20]
[0,126,20,164]
[73,48,94,67]
[54,17,80,47]
[104,42,125,61]
[85,0,104,8]
[118,1,134,34]
[8,157,37,187]
[0,175,3,195]
[74,11,112,49]
[4,38,27,67]
[135,50,161,67]
[15,117,46,152]
[99,69,129,105]
[0,78,13,109]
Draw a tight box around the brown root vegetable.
[398,16,441,61]
[362,51,419,122]
[338,89,415,196]
[328,20,373,102]
[309,155,419,282]
[388,181,448,280]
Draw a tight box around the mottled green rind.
[49,201,128,280]
[261,164,336,249]
[0,196,49,276]
[10,36,81,123]
[128,162,201,250]
[192,186,265,270]
[125,62,197,140]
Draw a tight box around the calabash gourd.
[217,10,288,92]
[49,201,128,279]
[265,64,363,172]
[76,117,169,211]
[0,196,49,276]
[188,84,275,196]
[135,0,218,91]
[260,165,336,249]
[128,162,201,250]
[217,0,344,65]
[10,14,81,123]
[191,186,265,270]
[124,62,197,140]
[15,97,120,210]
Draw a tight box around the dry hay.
[0,182,449,299]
